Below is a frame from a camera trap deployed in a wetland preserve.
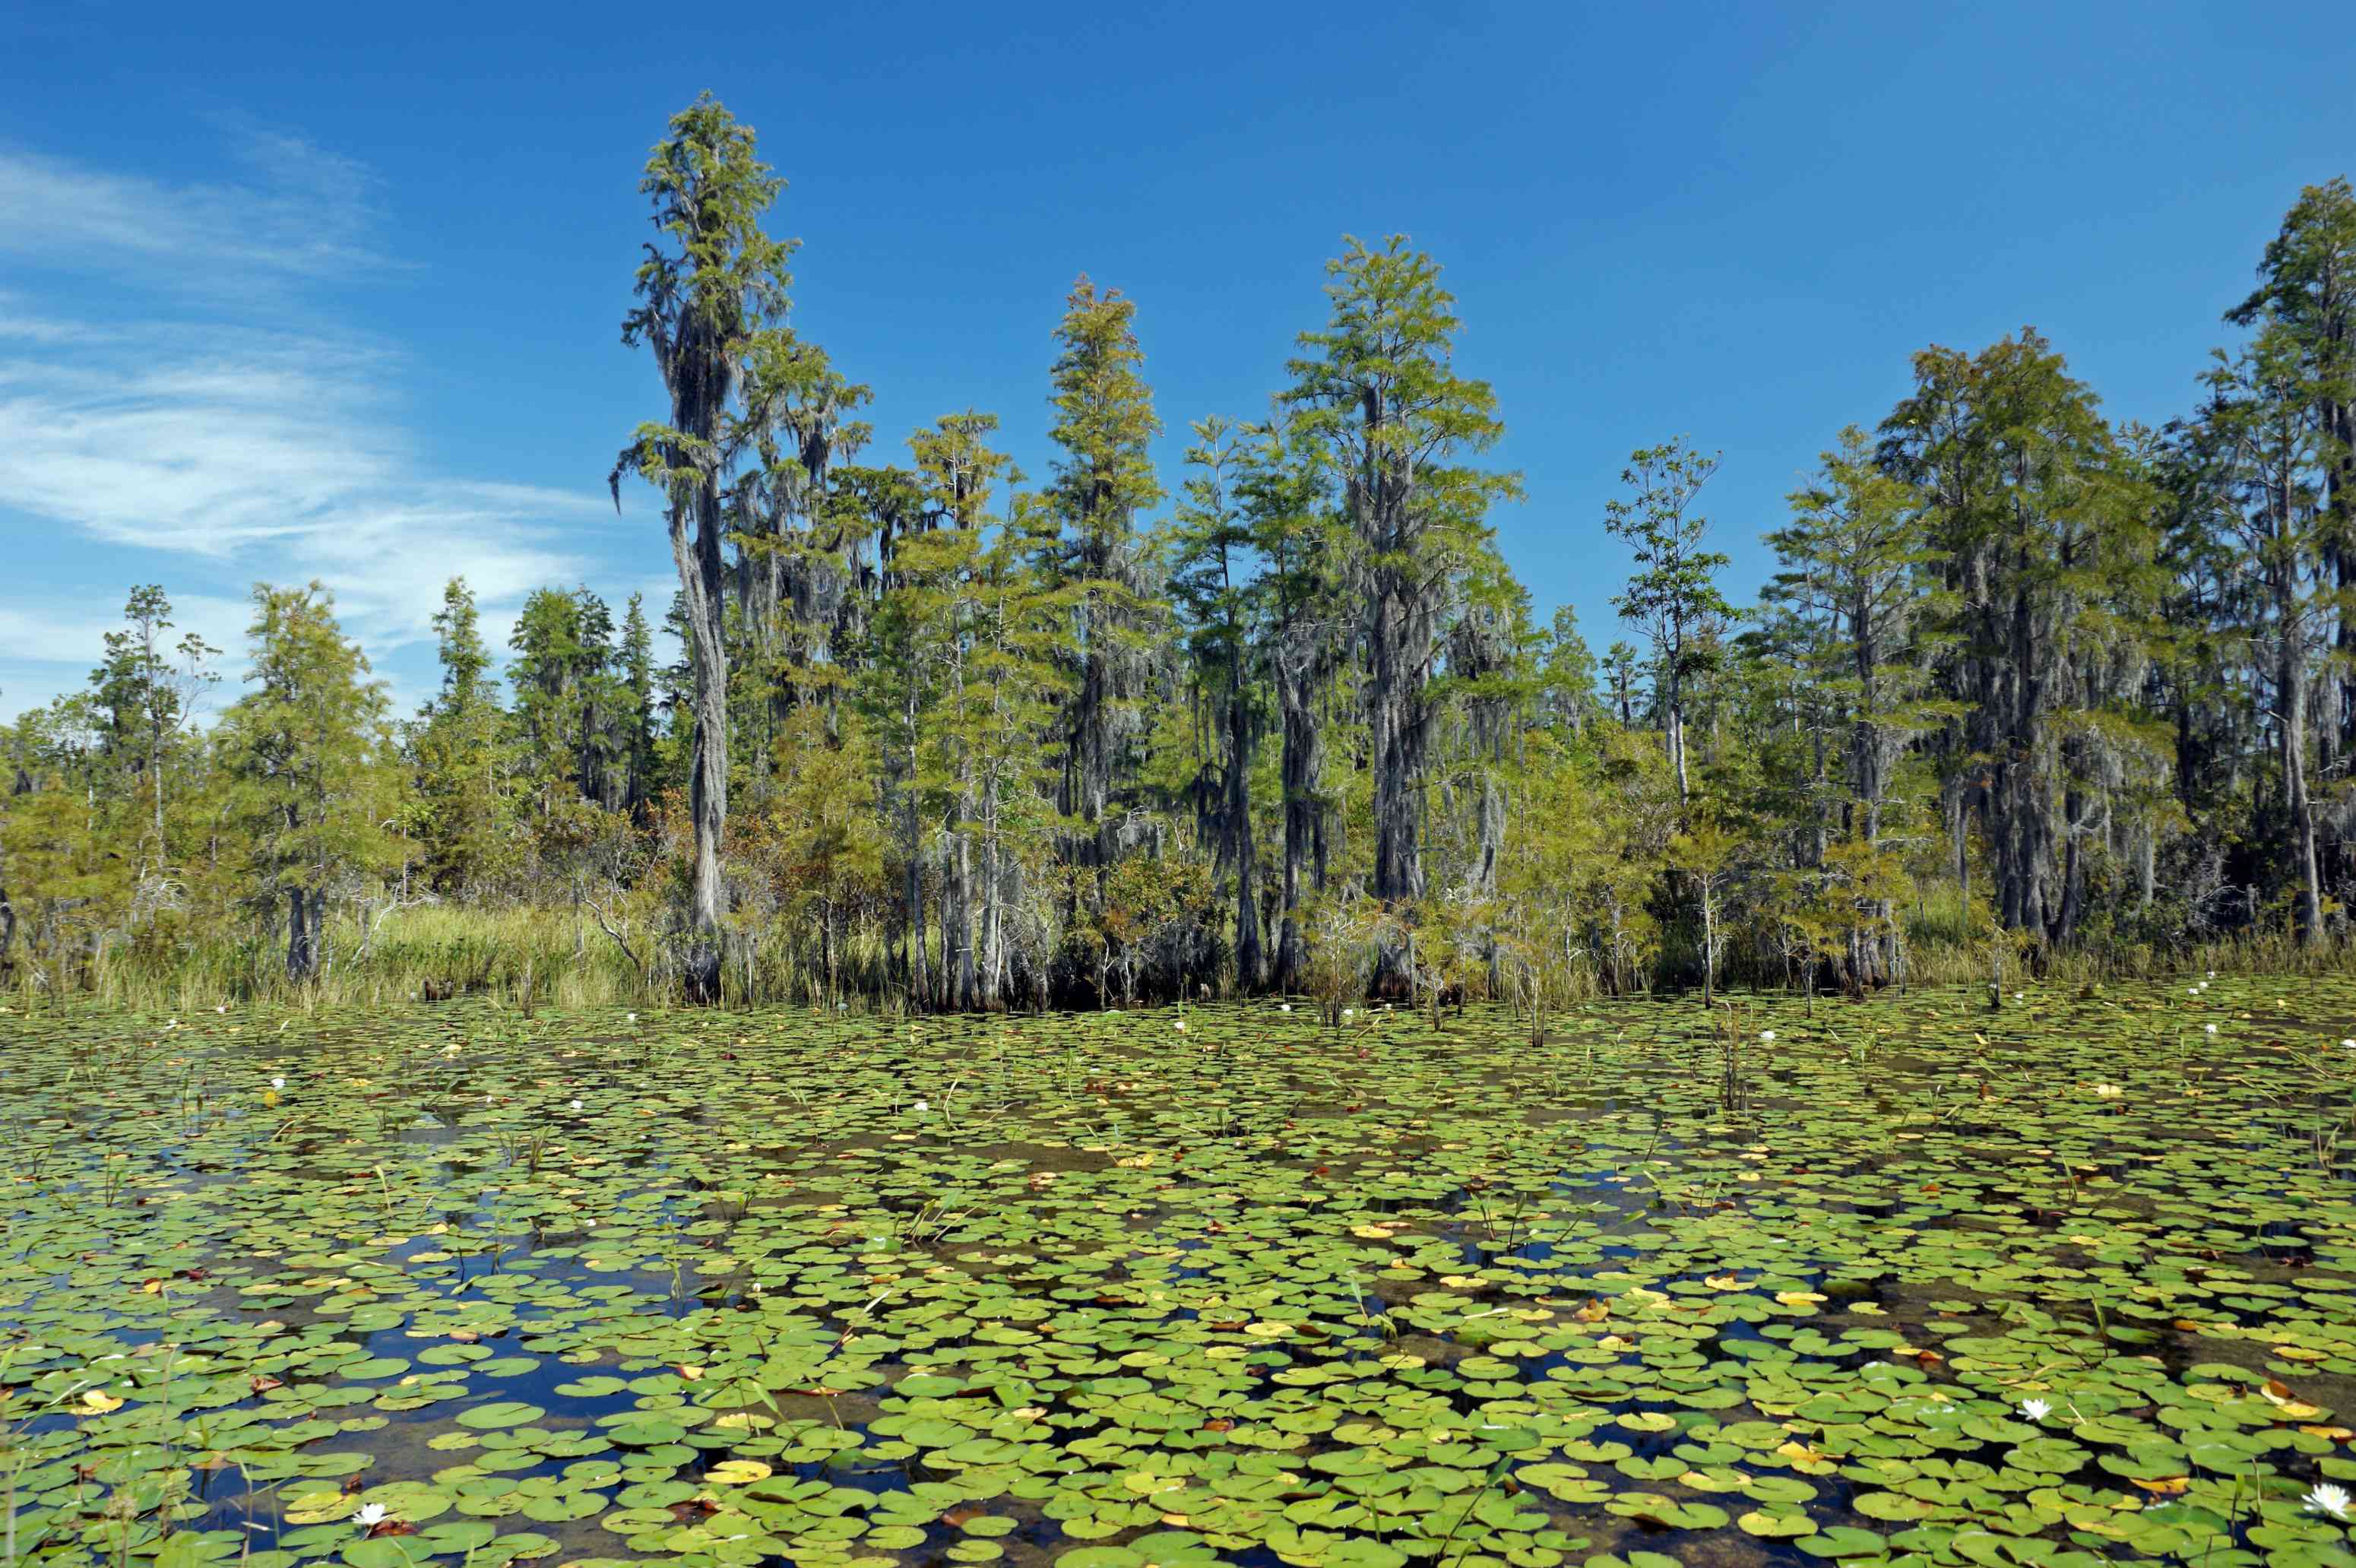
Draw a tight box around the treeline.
[4,97,2352,1012]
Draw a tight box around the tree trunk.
[670,471,730,1004]
[1667,698,1689,803]
[2286,632,2326,945]
[952,828,978,1010]
[285,885,317,984]
[904,791,926,1012]
[979,815,1005,1010]
[1367,569,1431,994]
[1275,648,1320,993]
[1227,678,1265,992]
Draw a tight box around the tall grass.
[11,904,899,1015]
[15,892,2356,1016]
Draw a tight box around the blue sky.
[3,1,2351,718]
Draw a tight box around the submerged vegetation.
[8,977,2356,1566]
[3,93,2355,1009]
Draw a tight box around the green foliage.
[14,140,2356,1010]
[217,582,401,980]
[405,578,518,896]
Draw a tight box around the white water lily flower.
[2203,1023,2217,1035]
[913,1099,929,1113]
[1759,1030,1776,1043]
[271,1076,286,1090]
[569,1099,584,1111]
[1174,1020,1187,1033]
[2307,1482,2352,1520]
[1280,1003,1292,1012]
[2092,1082,2122,1099]
[2207,969,2218,979]
[214,1003,229,1013]
[353,1503,388,1528]
[1342,1009,1354,1019]
[625,1012,637,1024]
[2012,991,2025,1000]
[2019,1397,2051,1421]
[2343,1039,2355,1049]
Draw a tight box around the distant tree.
[617,592,659,819]
[0,692,131,986]
[2199,327,2335,941]
[1602,641,1641,727]
[1237,411,1347,992]
[1665,810,1743,1007]
[409,578,514,895]
[1539,605,1598,738]
[1765,426,1946,980]
[220,583,397,983]
[1607,440,1731,805]
[90,585,219,855]
[1170,416,1266,990]
[731,333,871,749]
[508,586,589,795]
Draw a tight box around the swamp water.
[5,979,2356,1568]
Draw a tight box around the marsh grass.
[18,892,2356,1015]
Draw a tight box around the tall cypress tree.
[1287,237,1514,991]
[613,93,799,1000]
[2227,179,2356,762]
[1170,416,1265,990]
[1045,277,1162,947]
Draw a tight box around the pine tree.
[618,593,660,819]
[410,578,514,895]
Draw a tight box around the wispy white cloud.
[0,125,394,287]
[0,309,616,708]
[0,128,635,719]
